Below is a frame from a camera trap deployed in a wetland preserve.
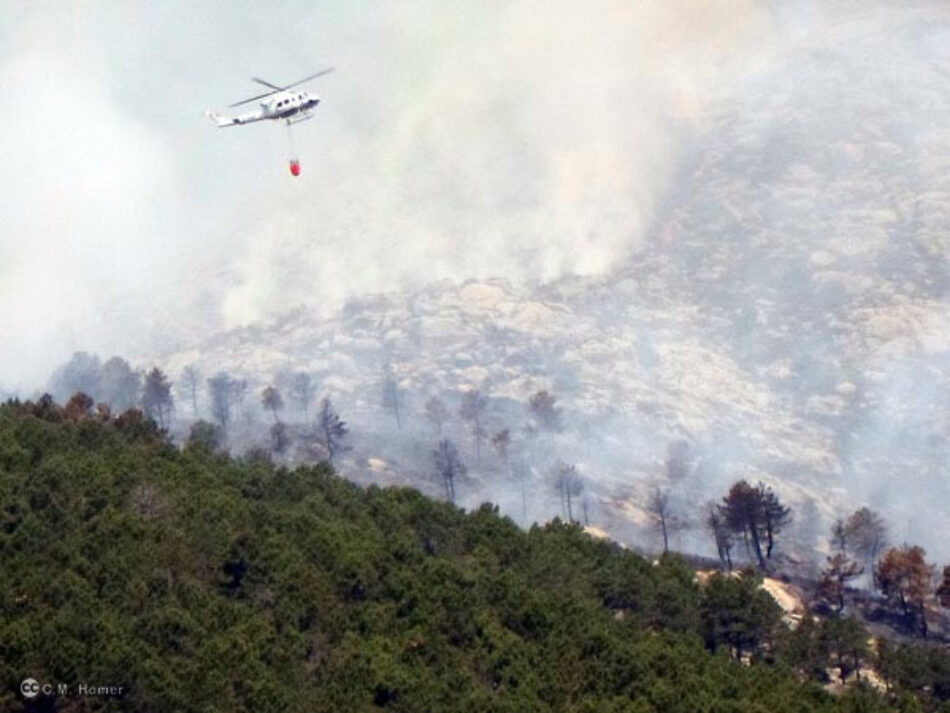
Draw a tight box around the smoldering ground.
[1,0,770,388]
[6,1,950,565]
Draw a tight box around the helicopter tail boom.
[205,110,237,128]
[205,109,263,128]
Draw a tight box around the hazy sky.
[0,0,782,388]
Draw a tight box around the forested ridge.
[0,400,946,712]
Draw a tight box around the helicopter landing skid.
[285,113,314,126]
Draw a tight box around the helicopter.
[205,68,334,175]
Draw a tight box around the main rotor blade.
[252,77,282,90]
[282,67,335,90]
[229,89,278,107]
[226,68,334,107]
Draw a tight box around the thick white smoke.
[220,1,774,326]
[1,1,773,385]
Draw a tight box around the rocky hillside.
[161,3,950,562]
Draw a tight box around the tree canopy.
[719,480,791,569]
[0,398,944,712]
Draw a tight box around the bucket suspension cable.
[286,121,300,176]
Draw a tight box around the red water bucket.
[289,159,301,176]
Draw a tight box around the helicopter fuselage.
[262,90,321,120]
[207,90,321,127]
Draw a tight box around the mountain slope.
[159,3,950,561]
[1,402,911,712]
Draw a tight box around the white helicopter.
[206,68,334,128]
[206,68,334,175]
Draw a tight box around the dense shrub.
[0,403,932,711]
